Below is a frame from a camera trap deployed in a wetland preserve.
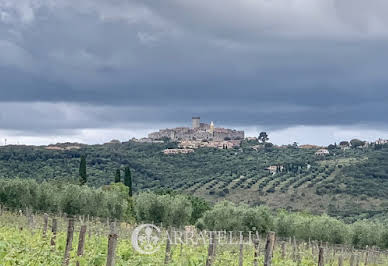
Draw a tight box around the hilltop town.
[141,117,244,154]
[148,117,244,141]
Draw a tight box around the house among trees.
[375,138,388,145]
[315,149,330,156]
[163,148,194,155]
[266,165,284,174]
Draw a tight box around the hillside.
[1,140,388,222]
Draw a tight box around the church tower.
[209,121,214,134]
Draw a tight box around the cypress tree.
[79,155,87,185]
[124,167,132,196]
[114,169,121,183]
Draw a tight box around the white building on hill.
[315,149,330,156]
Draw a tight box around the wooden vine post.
[27,211,34,230]
[51,218,57,247]
[76,225,87,266]
[364,247,369,266]
[312,242,315,256]
[239,240,244,266]
[292,236,297,262]
[106,224,118,266]
[281,241,286,259]
[350,253,355,266]
[356,254,360,266]
[206,232,216,266]
[318,247,324,266]
[164,229,172,265]
[63,218,75,265]
[253,238,260,266]
[338,254,344,266]
[42,213,49,238]
[264,231,276,266]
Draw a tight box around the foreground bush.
[197,201,273,234]
[134,192,193,227]
[0,178,132,220]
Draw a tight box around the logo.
[131,224,161,254]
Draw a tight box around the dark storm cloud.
[1,0,388,134]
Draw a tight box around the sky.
[1,0,388,146]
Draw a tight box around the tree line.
[1,177,388,249]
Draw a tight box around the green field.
[1,211,386,266]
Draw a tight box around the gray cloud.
[0,0,388,140]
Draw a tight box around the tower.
[192,117,200,129]
[209,121,214,134]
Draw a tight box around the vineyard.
[2,142,388,264]
[1,210,387,265]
